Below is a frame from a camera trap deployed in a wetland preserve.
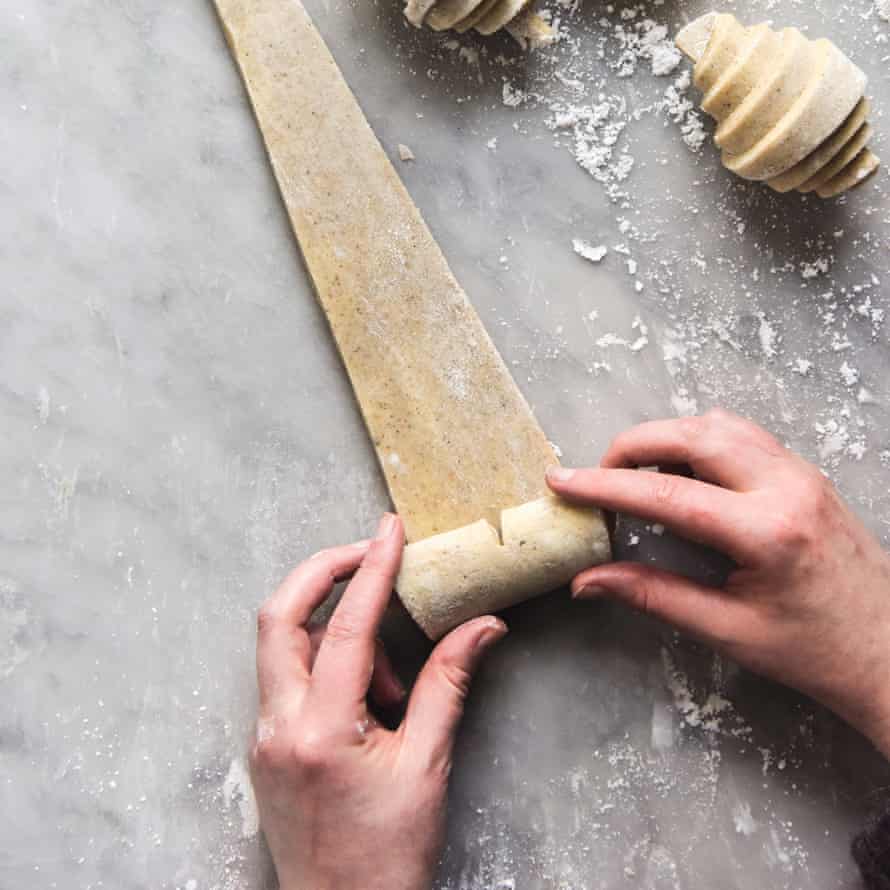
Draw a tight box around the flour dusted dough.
[676,13,880,197]
[398,496,612,639]
[215,0,610,632]
[404,0,554,46]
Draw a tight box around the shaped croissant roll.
[676,13,880,198]
[403,0,553,46]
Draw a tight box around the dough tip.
[675,11,719,63]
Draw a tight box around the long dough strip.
[215,0,610,631]
[213,0,597,545]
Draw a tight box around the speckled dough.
[676,12,880,197]
[403,0,553,46]
[213,0,611,638]
[398,496,612,640]
[213,0,574,545]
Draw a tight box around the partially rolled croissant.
[403,0,553,45]
[676,13,880,198]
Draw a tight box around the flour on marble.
[36,385,51,423]
[222,758,259,840]
[733,801,759,837]
[572,238,607,263]
[414,0,890,499]
[0,579,33,678]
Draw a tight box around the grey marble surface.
[2,1,890,888]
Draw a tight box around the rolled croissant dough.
[404,0,554,47]
[398,496,612,639]
[675,12,880,197]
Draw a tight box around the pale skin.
[251,410,890,890]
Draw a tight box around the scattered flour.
[733,801,759,837]
[572,238,608,263]
[663,70,708,152]
[222,759,259,840]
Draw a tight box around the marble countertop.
[3,1,890,888]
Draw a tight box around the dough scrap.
[675,12,880,197]
[397,496,612,640]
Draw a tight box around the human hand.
[249,514,507,890]
[547,410,890,756]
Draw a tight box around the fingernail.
[574,584,607,599]
[375,513,397,540]
[476,618,508,650]
[546,466,575,483]
[352,539,372,551]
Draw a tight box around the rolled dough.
[398,496,612,639]
[675,12,880,197]
[402,0,553,43]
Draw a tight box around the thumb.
[573,562,747,647]
[401,617,507,772]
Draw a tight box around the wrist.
[856,685,890,760]
[837,626,890,759]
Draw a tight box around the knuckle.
[250,734,292,774]
[704,407,733,427]
[788,471,832,523]
[626,574,659,616]
[437,659,473,701]
[653,474,680,505]
[677,416,706,444]
[292,729,334,773]
[256,602,280,636]
[356,555,395,585]
[767,477,829,549]
[767,509,805,548]
[324,613,364,646]
[608,429,633,456]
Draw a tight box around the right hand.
[546,410,890,756]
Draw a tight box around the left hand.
[250,513,508,890]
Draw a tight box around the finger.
[572,562,749,649]
[256,541,370,708]
[401,617,508,772]
[308,623,405,709]
[311,514,405,715]
[599,412,785,489]
[369,640,407,710]
[546,466,758,563]
[309,624,406,709]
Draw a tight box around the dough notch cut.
[675,12,880,198]
[398,496,611,640]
